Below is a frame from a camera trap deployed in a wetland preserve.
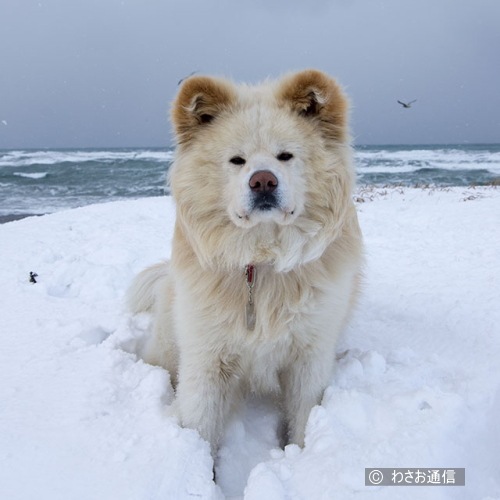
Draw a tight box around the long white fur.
[127,70,363,455]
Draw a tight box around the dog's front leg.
[175,347,240,455]
[281,350,333,447]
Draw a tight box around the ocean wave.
[355,148,500,175]
[357,162,500,175]
[1,145,498,216]
[357,165,421,174]
[0,149,175,168]
[13,172,49,179]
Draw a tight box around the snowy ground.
[1,187,499,500]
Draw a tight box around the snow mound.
[1,187,499,499]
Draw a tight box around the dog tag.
[246,301,256,331]
[245,264,256,331]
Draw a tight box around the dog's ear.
[171,76,236,144]
[278,69,349,142]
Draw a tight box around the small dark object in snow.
[29,272,38,284]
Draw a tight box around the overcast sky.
[1,0,499,148]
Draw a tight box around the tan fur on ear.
[277,69,349,143]
[171,76,237,144]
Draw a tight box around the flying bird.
[397,99,417,108]
[178,71,198,86]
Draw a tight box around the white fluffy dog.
[128,69,363,455]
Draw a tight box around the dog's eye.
[229,156,246,166]
[199,114,214,124]
[277,152,294,162]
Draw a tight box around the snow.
[1,187,499,500]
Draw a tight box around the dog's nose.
[249,170,278,193]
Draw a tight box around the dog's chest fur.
[173,246,348,390]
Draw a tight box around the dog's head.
[169,70,356,271]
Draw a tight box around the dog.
[127,69,363,455]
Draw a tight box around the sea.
[1,144,499,221]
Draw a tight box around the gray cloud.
[1,0,499,147]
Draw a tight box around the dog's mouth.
[252,192,279,212]
[232,177,298,226]
[235,197,296,224]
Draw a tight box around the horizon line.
[1,142,500,151]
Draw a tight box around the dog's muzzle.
[249,170,280,211]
